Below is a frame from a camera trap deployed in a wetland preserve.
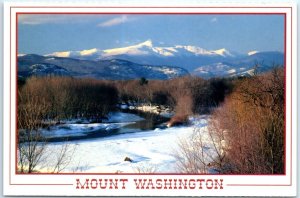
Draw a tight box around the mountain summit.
[137,39,153,47]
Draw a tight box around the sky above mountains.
[18,14,284,55]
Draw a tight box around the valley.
[17,41,285,174]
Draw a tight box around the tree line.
[18,75,232,130]
[18,77,118,129]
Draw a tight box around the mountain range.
[18,40,284,79]
[18,54,188,80]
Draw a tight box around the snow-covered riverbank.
[36,113,209,173]
[41,112,144,139]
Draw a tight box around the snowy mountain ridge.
[45,39,241,59]
[19,40,284,79]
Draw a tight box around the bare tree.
[52,143,77,173]
[17,77,79,173]
[175,117,228,173]
[17,87,49,173]
[133,164,158,173]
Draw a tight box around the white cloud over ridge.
[18,14,112,25]
[18,14,134,28]
[211,17,218,23]
[97,15,132,27]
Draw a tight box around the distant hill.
[193,51,284,78]
[17,54,189,80]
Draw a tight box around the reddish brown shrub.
[167,114,189,127]
[212,67,284,174]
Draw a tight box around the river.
[40,110,170,142]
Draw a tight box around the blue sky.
[18,14,284,54]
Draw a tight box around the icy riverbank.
[41,112,145,139]
[36,113,209,173]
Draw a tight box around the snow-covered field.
[37,113,209,173]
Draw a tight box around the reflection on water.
[44,110,170,143]
[122,109,168,129]
[104,109,169,136]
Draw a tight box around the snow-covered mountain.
[18,54,189,80]
[193,51,284,78]
[46,39,238,60]
[43,40,284,78]
[19,40,284,79]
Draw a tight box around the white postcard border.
[3,3,297,196]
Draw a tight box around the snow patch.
[103,40,153,56]
[107,112,144,123]
[137,39,153,47]
[103,47,149,56]
[152,47,175,56]
[248,50,259,56]
[212,48,234,57]
[80,48,99,56]
[227,69,236,74]
[41,123,131,138]
[151,67,178,75]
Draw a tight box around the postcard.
[2,1,297,196]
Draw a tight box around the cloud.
[18,14,53,25]
[18,14,104,25]
[18,14,135,27]
[211,17,218,23]
[97,15,131,27]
